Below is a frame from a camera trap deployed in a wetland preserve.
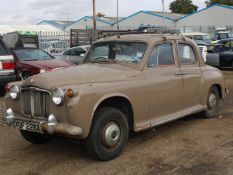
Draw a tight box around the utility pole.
[117,0,119,30]
[162,0,165,28]
[92,0,97,30]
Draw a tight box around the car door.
[177,42,202,110]
[218,41,233,68]
[144,41,185,124]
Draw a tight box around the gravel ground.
[0,71,233,175]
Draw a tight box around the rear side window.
[0,40,10,56]
[148,43,174,67]
[178,44,196,65]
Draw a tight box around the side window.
[70,48,86,56]
[148,43,174,67]
[223,41,233,51]
[178,44,196,65]
[63,50,70,55]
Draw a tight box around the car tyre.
[20,130,53,144]
[86,107,129,161]
[203,86,220,118]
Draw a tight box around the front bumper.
[3,108,83,136]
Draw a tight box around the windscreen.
[85,42,147,64]
[14,49,53,61]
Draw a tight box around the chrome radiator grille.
[21,87,50,118]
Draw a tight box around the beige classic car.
[3,34,228,161]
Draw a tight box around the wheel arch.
[210,84,223,99]
[92,94,134,131]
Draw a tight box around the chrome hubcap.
[208,93,217,109]
[102,122,121,148]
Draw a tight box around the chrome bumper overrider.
[3,108,83,136]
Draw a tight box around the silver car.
[55,45,90,65]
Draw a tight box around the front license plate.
[13,119,40,133]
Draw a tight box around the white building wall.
[177,6,233,28]
[116,12,176,29]
[66,17,112,30]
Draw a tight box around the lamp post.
[92,0,97,30]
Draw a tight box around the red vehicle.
[12,48,74,79]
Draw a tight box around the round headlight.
[52,88,64,105]
[10,85,20,100]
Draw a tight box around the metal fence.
[32,26,233,54]
[37,31,70,55]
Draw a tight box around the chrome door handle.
[175,72,183,75]
[182,72,188,75]
[175,72,188,76]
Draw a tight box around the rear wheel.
[203,86,220,118]
[86,107,129,161]
[20,130,52,144]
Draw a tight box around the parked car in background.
[182,32,212,45]
[0,38,16,96]
[55,45,90,65]
[194,40,208,62]
[12,48,74,79]
[206,38,233,69]
[4,34,227,161]
[216,31,233,41]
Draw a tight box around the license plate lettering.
[13,120,40,133]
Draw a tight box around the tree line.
[170,0,233,14]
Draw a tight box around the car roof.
[218,38,233,42]
[72,45,90,49]
[95,34,188,43]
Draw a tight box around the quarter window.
[178,44,196,65]
[148,43,174,67]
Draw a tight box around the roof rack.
[102,27,180,38]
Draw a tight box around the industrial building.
[37,4,233,32]
[176,4,233,28]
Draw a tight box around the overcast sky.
[0,0,206,25]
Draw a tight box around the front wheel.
[86,107,129,161]
[20,130,53,144]
[203,86,220,118]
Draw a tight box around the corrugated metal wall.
[115,12,176,28]
[177,6,233,28]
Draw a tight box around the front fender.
[201,67,226,106]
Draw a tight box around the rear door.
[177,42,202,109]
